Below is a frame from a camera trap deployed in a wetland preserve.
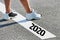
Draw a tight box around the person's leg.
[4,0,11,13]
[3,0,17,20]
[20,0,32,13]
[20,0,41,20]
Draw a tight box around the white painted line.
[0,2,56,39]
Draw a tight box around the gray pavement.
[0,0,60,40]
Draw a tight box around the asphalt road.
[0,0,60,40]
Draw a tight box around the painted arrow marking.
[0,2,56,39]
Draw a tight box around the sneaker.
[3,13,10,20]
[26,10,41,20]
[8,12,17,17]
[3,12,17,20]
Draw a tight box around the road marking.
[0,2,56,39]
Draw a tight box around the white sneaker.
[2,13,10,20]
[26,10,41,20]
[2,12,17,20]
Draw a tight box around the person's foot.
[26,10,42,20]
[8,12,17,17]
[3,12,17,20]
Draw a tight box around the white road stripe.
[0,2,56,39]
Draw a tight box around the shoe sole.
[26,18,41,21]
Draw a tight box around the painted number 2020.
[29,23,46,36]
